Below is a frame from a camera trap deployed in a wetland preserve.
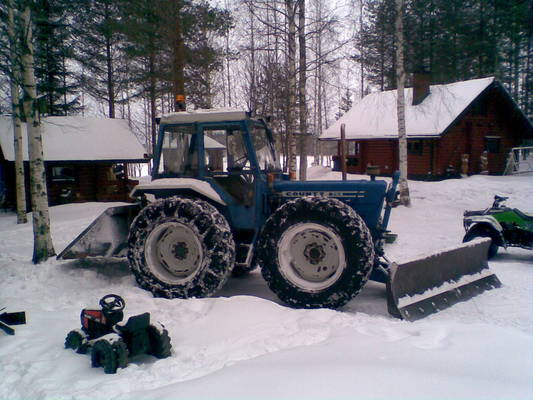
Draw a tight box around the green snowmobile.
[463,195,533,258]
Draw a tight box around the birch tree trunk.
[21,5,56,263]
[7,0,27,224]
[286,0,298,180]
[297,0,308,181]
[395,0,410,206]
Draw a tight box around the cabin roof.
[0,116,147,162]
[320,77,501,140]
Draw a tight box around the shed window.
[484,136,501,153]
[348,141,360,155]
[51,166,75,182]
[408,140,423,155]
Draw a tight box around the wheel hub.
[172,242,189,260]
[145,221,203,284]
[278,223,346,292]
[304,243,326,265]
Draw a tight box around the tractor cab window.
[203,129,252,173]
[251,124,280,171]
[159,126,198,176]
[204,128,255,205]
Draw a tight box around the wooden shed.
[0,116,148,209]
[321,77,532,179]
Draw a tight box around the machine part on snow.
[64,294,171,374]
[257,197,374,309]
[387,238,501,321]
[463,195,533,258]
[0,308,26,335]
[127,196,235,299]
[58,109,502,320]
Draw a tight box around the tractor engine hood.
[272,179,388,234]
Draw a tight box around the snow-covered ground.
[1,168,532,400]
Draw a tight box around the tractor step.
[386,238,501,321]
[235,243,253,268]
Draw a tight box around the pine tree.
[184,1,233,109]
[70,0,127,118]
[32,0,79,115]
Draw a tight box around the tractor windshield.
[158,125,198,176]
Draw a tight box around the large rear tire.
[128,197,235,299]
[91,337,127,374]
[257,197,374,309]
[148,322,172,359]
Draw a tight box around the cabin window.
[51,166,75,182]
[348,141,359,155]
[408,140,423,155]
[485,136,501,153]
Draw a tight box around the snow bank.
[1,171,532,400]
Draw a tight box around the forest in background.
[1,0,531,161]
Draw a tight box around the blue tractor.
[59,110,499,320]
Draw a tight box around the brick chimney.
[412,69,431,105]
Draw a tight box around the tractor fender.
[130,178,226,206]
[464,219,505,247]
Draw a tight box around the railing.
[504,146,533,175]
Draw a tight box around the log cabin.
[0,116,148,209]
[321,76,532,179]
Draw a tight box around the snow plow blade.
[57,204,141,260]
[387,238,501,321]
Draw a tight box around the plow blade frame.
[57,204,141,260]
[387,238,501,321]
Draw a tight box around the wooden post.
[340,123,347,181]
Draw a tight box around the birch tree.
[395,0,410,206]
[20,4,55,262]
[297,0,307,181]
[7,0,27,224]
[286,0,298,180]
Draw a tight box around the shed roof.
[0,116,147,162]
[320,77,497,140]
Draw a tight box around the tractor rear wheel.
[128,197,235,299]
[257,197,374,309]
[147,322,172,359]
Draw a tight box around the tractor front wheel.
[64,330,89,354]
[257,197,374,309]
[128,197,235,299]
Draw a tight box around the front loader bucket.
[57,204,141,260]
[387,238,501,321]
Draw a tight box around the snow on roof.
[204,136,226,149]
[160,108,249,125]
[320,77,495,140]
[0,116,147,162]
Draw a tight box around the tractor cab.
[146,110,282,232]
